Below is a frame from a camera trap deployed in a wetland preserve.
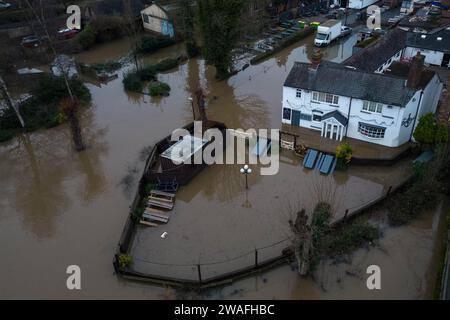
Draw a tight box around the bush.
[89,15,125,42]
[117,254,132,270]
[92,61,121,73]
[154,58,179,72]
[413,113,449,146]
[387,177,438,226]
[123,71,143,92]
[325,220,380,255]
[76,25,96,49]
[336,142,353,169]
[148,81,171,96]
[136,65,157,81]
[123,66,158,92]
[0,129,15,142]
[0,76,91,141]
[137,35,175,54]
[34,75,91,104]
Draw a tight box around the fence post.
[255,249,258,268]
[197,264,202,284]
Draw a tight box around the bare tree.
[123,0,140,70]
[24,0,85,151]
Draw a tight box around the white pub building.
[281,52,442,148]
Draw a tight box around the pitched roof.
[284,61,416,107]
[405,27,450,53]
[384,61,436,88]
[322,110,348,126]
[343,28,407,72]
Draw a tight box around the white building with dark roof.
[281,53,443,147]
[403,27,450,67]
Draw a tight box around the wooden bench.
[147,199,174,210]
[150,190,175,199]
[139,220,158,227]
[143,212,169,224]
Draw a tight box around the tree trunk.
[67,108,85,151]
[0,76,25,127]
[298,232,311,276]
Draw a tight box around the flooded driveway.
[0,30,442,299]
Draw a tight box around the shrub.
[325,220,380,255]
[387,177,438,226]
[89,15,125,42]
[76,25,96,49]
[123,71,143,92]
[148,81,171,96]
[117,254,132,270]
[92,61,121,73]
[137,35,175,54]
[154,58,179,72]
[413,113,449,146]
[336,142,353,163]
[34,75,91,104]
[136,65,157,81]
[0,129,15,142]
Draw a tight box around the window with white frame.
[358,122,386,138]
[296,89,302,98]
[312,91,339,105]
[362,100,383,113]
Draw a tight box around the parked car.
[21,35,43,48]
[0,1,11,10]
[340,26,352,38]
[56,28,80,40]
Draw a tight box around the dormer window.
[296,89,302,98]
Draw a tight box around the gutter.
[345,97,353,138]
[409,89,424,141]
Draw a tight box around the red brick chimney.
[407,52,425,89]
[310,49,323,70]
[437,80,450,128]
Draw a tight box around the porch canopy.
[320,110,348,141]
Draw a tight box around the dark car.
[21,35,42,48]
[56,28,80,40]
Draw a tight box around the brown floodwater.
[0,31,446,299]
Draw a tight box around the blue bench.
[303,149,319,169]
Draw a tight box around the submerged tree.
[123,0,141,70]
[197,0,247,79]
[178,0,199,57]
[24,0,86,151]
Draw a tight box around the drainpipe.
[345,97,353,138]
[409,90,424,141]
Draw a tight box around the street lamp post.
[188,97,195,120]
[240,165,252,189]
